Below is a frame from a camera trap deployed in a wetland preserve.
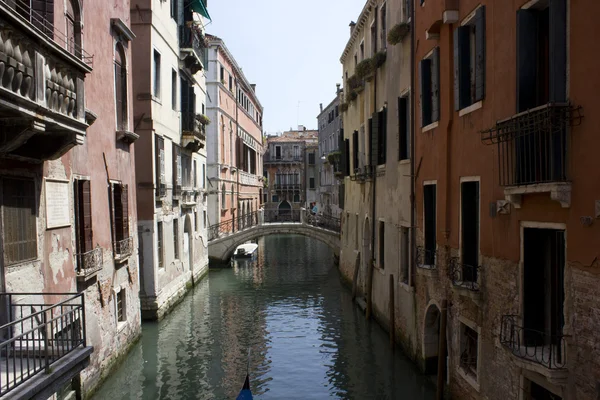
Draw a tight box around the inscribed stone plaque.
[45,180,71,229]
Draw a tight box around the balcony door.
[523,228,565,356]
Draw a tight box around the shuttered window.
[74,179,92,256]
[420,47,440,126]
[173,219,179,259]
[377,109,387,165]
[2,178,37,265]
[157,222,163,268]
[454,6,486,111]
[115,44,128,130]
[111,183,129,243]
[155,136,165,197]
[352,131,359,172]
[172,144,181,196]
[398,96,409,160]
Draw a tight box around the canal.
[93,234,435,399]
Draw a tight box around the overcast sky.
[204,0,366,134]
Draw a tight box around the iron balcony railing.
[0,292,86,397]
[113,237,133,260]
[181,112,206,141]
[500,315,567,370]
[350,165,374,182]
[208,211,259,241]
[481,103,583,187]
[274,183,301,190]
[76,247,103,280]
[178,24,207,68]
[264,208,301,224]
[448,257,480,291]
[264,155,303,163]
[306,213,341,233]
[416,246,437,269]
[0,0,93,66]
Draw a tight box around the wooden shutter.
[370,115,379,167]
[399,97,408,160]
[419,59,432,127]
[516,10,538,112]
[549,0,566,102]
[109,184,116,243]
[431,47,440,123]
[474,6,486,102]
[113,184,124,242]
[82,180,93,252]
[115,61,123,130]
[31,0,54,37]
[122,184,129,238]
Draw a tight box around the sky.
[204,0,367,134]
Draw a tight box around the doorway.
[423,304,440,374]
[278,200,291,221]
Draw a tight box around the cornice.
[340,0,377,64]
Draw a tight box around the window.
[193,160,197,188]
[400,227,409,283]
[380,4,387,50]
[275,145,282,160]
[153,50,161,99]
[170,0,177,20]
[517,1,566,112]
[293,194,300,203]
[378,221,385,269]
[293,145,300,160]
[221,184,226,208]
[309,177,315,189]
[181,153,191,188]
[352,130,359,171]
[65,0,81,57]
[202,164,206,188]
[377,108,387,165]
[220,66,224,82]
[398,96,409,160]
[308,152,315,165]
[172,145,182,196]
[74,179,93,264]
[203,211,207,228]
[173,219,179,260]
[115,43,127,130]
[157,221,163,268]
[371,23,377,56]
[455,6,486,111]
[2,178,37,265]
[461,181,480,283]
[171,69,177,110]
[155,136,165,197]
[116,289,126,322]
[110,183,129,244]
[228,75,233,91]
[420,48,440,127]
[460,322,479,380]
[272,194,279,202]
[423,184,436,265]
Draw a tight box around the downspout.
[235,85,240,232]
[410,0,416,289]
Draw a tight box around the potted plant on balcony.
[373,50,387,68]
[356,57,376,81]
[341,102,349,112]
[346,89,358,103]
[197,114,211,125]
[387,22,410,45]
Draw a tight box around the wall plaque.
[45,179,71,229]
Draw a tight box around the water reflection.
[93,235,434,399]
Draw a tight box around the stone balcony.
[240,171,259,187]
[181,112,206,152]
[0,1,92,162]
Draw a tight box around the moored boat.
[232,242,258,259]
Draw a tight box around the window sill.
[421,121,439,133]
[504,182,571,208]
[398,159,410,165]
[117,320,128,334]
[458,367,480,392]
[398,280,413,293]
[151,96,162,105]
[416,265,437,278]
[458,100,483,117]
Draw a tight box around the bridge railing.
[306,213,341,233]
[208,211,259,241]
[264,208,301,223]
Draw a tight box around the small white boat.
[232,242,258,259]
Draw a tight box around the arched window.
[66,0,82,57]
[114,43,128,130]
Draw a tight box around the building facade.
[206,35,263,235]
[317,90,344,218]
[263,129,317,221]
[409,0,599,399]
[0,0,142,397]
[131,0,210,320]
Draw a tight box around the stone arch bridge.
[208,209,340,263]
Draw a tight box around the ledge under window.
[116,130,139,144]
[504,182,572,208]
[459,100,483,117]
[422,121,439,133]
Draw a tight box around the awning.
[190,0,211,20]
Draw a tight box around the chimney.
[320,103,323,112]
[251,84,256,92]
[336,83,341,94]
[349,21,356,35]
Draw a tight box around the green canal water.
[92,234,435,399]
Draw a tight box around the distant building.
[317,89,344,218]
[131,0,210,321]
[263,128,318,221]
[206,35,264,234]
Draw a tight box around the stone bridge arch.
[208,224,340,264]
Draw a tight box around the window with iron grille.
[116,289,125,322]
[74,179,93,261]
[110,183,129,244]
[173,219,179,260]
[2,177,37,265]
[157,221,163,268]
[460,323,479,379]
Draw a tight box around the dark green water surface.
[93,234,435,399]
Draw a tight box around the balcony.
[0,0,92,162]
[448,257,480,291]
[500,315,568,384]
[179,23,207,74]
[350,165,374,182]
[181,112,206,152]
[0,292,92,399]
[113,237,133,262]
[274,183,300,191]
[76,247,103,281]
[240,171,259,187]
[481,103,583,208]
[416,246,437,270]
[264,154,303,164]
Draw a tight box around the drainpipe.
[235,85,240,233]
[410,0,416,288]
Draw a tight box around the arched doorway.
[278,200,291,221]
[362,217,371,294]
[423,304,441,374]
[184,214,193,273]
